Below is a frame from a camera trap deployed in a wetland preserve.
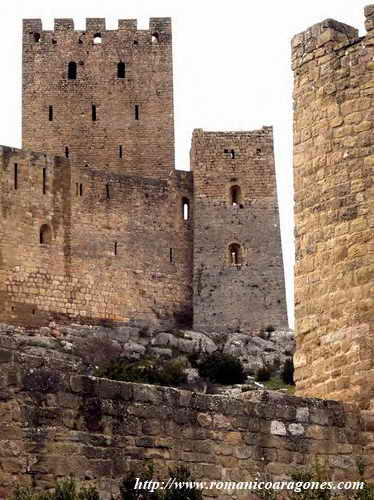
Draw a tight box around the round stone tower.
[292,6,374,409]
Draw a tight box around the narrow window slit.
[68,61,77,80]
[92,104,96,121]
[229,243,242,266]
[135,104,139,121]
[117,62,125,79]
[182,198,190,221]
[106,184,110,200]
[93,33,102,44]
[169,248,174,263]
[230,185,241,206]
[114,242,118,256]
[119,145,123,159]
[65,147,69,158]
[49,105,53,121]
[43,168,47,194]
[80,184,83,196]
[40,224,52,245]
[14,164,18,190]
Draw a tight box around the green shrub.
[120,465,202,500]
[281,358,295,386]
[119,464,161,500]
[12,479,100,500]
[198,352,246,385]
[96,356,187,387]
[162,466,203,500]
[255,366,271,382]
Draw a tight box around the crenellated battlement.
[291,18,359,70]
[23,16,172,35]
[292,5,374,70]
[365,4,374,31]
[0,145,69,171]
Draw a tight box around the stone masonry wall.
[191,127,288,333]
[22,18,175,180]
[0,147,72,327]
[0,145,193,327]
[292,6,374,408]
[0,344,364,499]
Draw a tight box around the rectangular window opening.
[79,183,83,196]
[49,105,53,121]
[119,145,123,159]
[114,241,118,256]
[92,104,97,122]
[65,146,69,158]
[169,248,174,263]
[135,104,139,121]
[14,163,18,190]
[43,168,47,194]
[106,184,110,200]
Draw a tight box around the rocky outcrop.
[0,323,294,380]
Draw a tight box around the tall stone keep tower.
[292,6,374,408]
[22,18,175,178]
[191,127,288,333]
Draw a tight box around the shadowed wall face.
[191,127,288,334]
[292,7,374,407]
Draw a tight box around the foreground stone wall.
[0,344,364,499]
[292,6,374,408]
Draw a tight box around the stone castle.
[0,17,288,334]
[0,4,373,499]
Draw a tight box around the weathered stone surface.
[0,346,365,498]
[292,5,374,410]
[191,127,288,334]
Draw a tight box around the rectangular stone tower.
[292,7,374,408]
[191,127,288,333]
[22,18,175,179]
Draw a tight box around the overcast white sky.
[0,1,369,327]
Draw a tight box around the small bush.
[258,329,270,340]
[198,352,246,385]
[162,466,203,500]
[13,478,100,500]
[281,358,295,386]
[255,366,271,382]
[120,464,160,500]
[75,335,122,372]
[120,465,202,500]
[96,356,187,387]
